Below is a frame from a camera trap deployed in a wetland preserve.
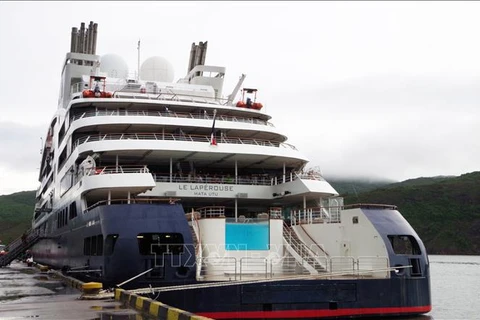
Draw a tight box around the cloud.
[0,122,44,171]
[0,122,43,195]
[270,74,480,181]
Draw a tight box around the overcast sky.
[0,1,479,195]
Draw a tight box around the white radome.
[140,56,174,82]
[100,54,129,78]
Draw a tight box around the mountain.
[326,177,394,197]
[0,191,36,244]
[340,172,480,255]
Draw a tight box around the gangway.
[0,229,44,267]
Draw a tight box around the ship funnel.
[69,21,98,55]
[188,41,208,74]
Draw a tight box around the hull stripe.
[197,305,432,319]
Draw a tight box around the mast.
[137,39,141,80]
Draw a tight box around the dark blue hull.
[32,203,197,288]
[31,203,431,319]
[152,277,431,319]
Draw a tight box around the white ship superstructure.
[34,23,339,232]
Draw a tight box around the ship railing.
[73,133,297,150]
[295,171,326,181]
[197,255,390,281]
[70,110,274,127]
[356,256,390,278]
[291,207,342,225]
[197,206,225,218]
[330,256,356,275]
[153,172,274,186]
[87,165,150,176]
[239,257,268,280]
[290,203,397,226]
[112,89,220,105]
[259,171,327,185]
[199,257,238,280]
[283,222,329,272]
[83,197,178,213]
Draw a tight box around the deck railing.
[198,255,390,281]
[73,132,297,150]
[71,110,274,127]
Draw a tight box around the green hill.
[0,191,35,244]
[341,172,480,255]
[327,177,394,196]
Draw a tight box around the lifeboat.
[236,101,246,108]
[236,88,263,110]
[252,102,263,110]
[82,90,113,98]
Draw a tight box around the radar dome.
[140,56,174,82]
[100,54,129,78]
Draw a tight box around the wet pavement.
[0,261,156,319]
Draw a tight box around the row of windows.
[137,233,184,255]
[56,201,77,228]
[84,234,104,256]
[84,234,118,256]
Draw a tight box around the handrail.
[71,110,274,127]
[196,206,225,218]
[73,132,297,151]
[83,197,179,213]
[84,165,150,176]
[299,224,330,257]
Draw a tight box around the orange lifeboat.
[252,102,263,110]
[82,90,112,98]
[82,90,95,98]
[82,75,112,98]
[236,101,246,108]
[237,88,263,110]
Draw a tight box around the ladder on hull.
[0,229,43,267]
[283,222,327,274]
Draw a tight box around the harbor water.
[389,254,479,320]
[427,254,480,320]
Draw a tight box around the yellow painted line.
[135,296,145,309]
[149,302,160,316]
[167,307,182,320]
[115,289,121,300]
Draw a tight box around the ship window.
[104,234,119,256]
[69,202,77,219]
[83,234,104,256]
[58,122,66,145]
[84,237,91,255]
[388,235,421,255]
[137,233,184,255]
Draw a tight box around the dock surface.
[0,260,154,319]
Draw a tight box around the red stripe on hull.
[197,305,432,319]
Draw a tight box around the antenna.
[39,137,43,154]
[137,39,141,81]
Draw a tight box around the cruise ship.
[24,22,431,318]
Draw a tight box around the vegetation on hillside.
[0,191,35,244]
[339,172,480,255]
